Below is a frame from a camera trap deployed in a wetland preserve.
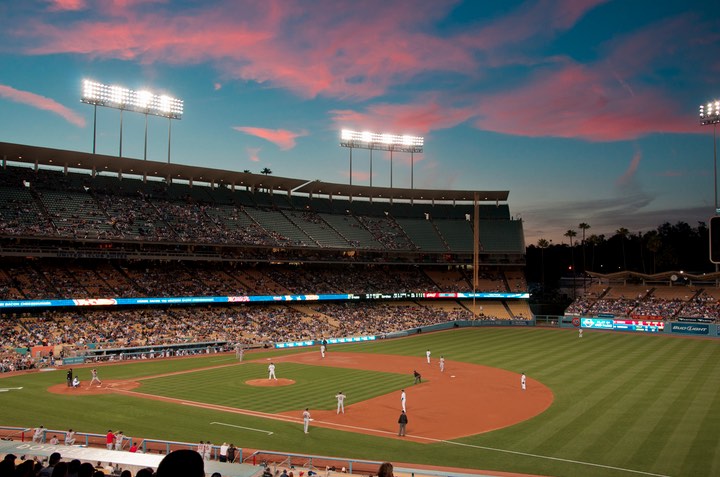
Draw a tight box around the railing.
[0,426,240,462]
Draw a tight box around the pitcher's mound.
[246,378,295,387]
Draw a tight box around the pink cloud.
[12,1,473,100]
[331,97,476,136]
[46,0,87,11]
[616,150,642,187]
[233,126,307,150]
[457,0,607,51]
[247,147,261,163]
[471,63,698,141]
[0,84,85,127]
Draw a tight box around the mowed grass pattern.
[138,362,410,412]
[0,327,718,477]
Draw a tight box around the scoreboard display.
[581,318,665,332]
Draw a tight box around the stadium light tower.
[700,100,720,270]
[81,80,184,162]
[340,129,423,188]
[700,100,720,212]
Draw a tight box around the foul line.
[210,421,273,435]
[419,439,671,477]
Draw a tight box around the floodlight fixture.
[81,79,183,162]
[700,101,720,125]
[340,129,424,190]
[81,80,183,119]
[339,129,423,153]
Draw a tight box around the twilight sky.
[0,0,719,245]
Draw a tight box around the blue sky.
[0,0,718,245]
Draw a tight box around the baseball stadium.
[0,140,719,477]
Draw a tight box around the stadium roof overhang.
[0,141,509,203]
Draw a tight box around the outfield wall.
[559,315,720,338]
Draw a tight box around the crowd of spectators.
[565,286,720,320]
[0,165,497,254]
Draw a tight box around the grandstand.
[0,141,530,370]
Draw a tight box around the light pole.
[700,100,720,273]
[340,129,423,190]
[700,100,720,212]
[81,80,183,162]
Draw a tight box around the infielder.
[426,349,431,364]
[268,362,277,380]
[400,389,406,412]
[521,372,526,391]
[335,391,346,414]
[90,368,102,387]
[439,356,445,372]
[303,408,311,434]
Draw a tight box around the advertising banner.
[670,323,709,335]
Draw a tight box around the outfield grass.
[1,327,718,477]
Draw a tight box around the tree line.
[525,221,712,292]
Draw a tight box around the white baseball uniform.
[303,409,311,433]
[439,356,445,372]
[336,392,346,414]
[401,390,406,412]
[426,350,431,364]
[268,363,277,380]
[521,373,526,390]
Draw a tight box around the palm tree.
[537,238,550,291]
[646,231,662,274]
[578,222,590,273]
[260,168,272,175]
[586,234,601,272]
[564,229,577,247]
[615,227,630,270]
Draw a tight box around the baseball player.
[335,391,346,414]
[268,362,277,380]
[32,426,44,443]
[320,339,327,358]
[303,408,311,434]
[521,372,526,391]
[114,431,124,450]
[90,368,102,387]
[413,370,422,384]
[579,328,583,338]
[426,349,431,364]
[400,389,406,412]
[236,345,244,361]
[65,429,76,446]
[439,356,445,372]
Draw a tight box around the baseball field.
[1,327,718,477]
